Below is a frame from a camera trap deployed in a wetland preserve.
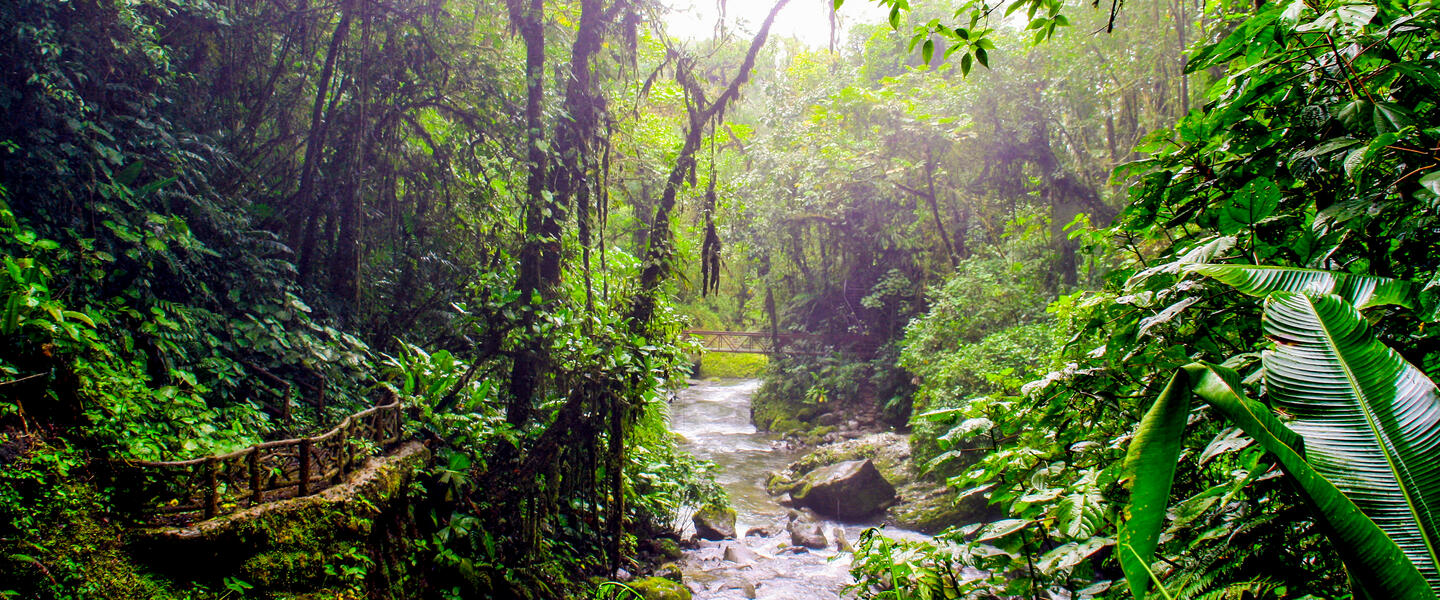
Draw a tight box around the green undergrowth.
[0,439,201,600]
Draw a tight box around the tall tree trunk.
[505,0,547,428]
[289,0,354,281]
[332,0,371,313]
[923,146,959,269]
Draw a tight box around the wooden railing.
[128,401,407,522]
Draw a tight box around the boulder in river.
[790,459,896,520]
[627,576,692,600]
[722,542,758,565]
[693,505,737,540]
[786,519,828,549]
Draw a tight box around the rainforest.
[2,0,1439,598]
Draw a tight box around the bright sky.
[661,0,890,48]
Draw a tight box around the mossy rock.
[694,505,737,540]
[654,562,684,582]
[790,460,896,520]
[627,576,692,600]
[655,538,683,561]
[768,417,804,434]
[765,471,800,496]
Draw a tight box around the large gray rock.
[693,506,737,540]
[790,459,896,520]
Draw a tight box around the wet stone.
[786,519,828,549]
[694,506,737,540]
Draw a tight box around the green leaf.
[975,47,989,68]
[1037,538,1112,575]
[1054,488,1107,538]
[1420,171,1440,197]
[1262,292,1440,591]
[1189,264,1414,310]
[975,518,1031,541]
[114,160,143,186]
[1120,362,1435,599]
[1117,369,1192,599]
[960,53,973,76]
[1218,177,1280,233]
[1373,102,1416,134]
[922,39,934,65]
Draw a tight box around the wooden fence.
[128,401,407,522]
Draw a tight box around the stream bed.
[668,379,924,599]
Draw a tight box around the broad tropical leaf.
[1190,264,1414,310]
[1263,291,1440,589]
[1120,362,1434,599]
[1118,369,1190,599]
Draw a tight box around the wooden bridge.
[684,330,875,356]
[126,400,408,523]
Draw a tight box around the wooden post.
[335,432,349,484]
[298,438,312,496]
[204,457,219,520]
[249,448,262,505]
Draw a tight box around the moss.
[655,538,682,561]
[750,378,810,432]
[765,472,802,496]
[627,576,693,600]
[769,417,804,434]
[240,550,328,588]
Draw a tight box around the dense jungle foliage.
[2,0,1439,598]
[0,0,750,597]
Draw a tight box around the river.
[668,379,920,600]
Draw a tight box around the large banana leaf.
[1188,264,1414,309]
[1262,291,1440,589]
[1120,362,1434,599]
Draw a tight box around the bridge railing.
[125,401,407,522]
